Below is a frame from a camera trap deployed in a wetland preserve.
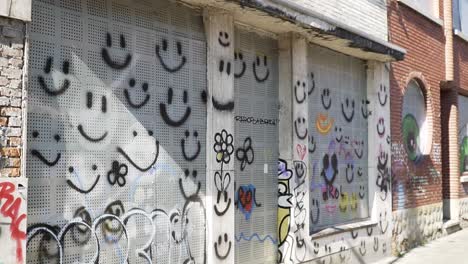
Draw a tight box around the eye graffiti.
[310,198,319,225]
[107,161,128,187]
[334,126,343,143]
[31,131,61,167]
[214,233,232,260]
[219,59,231,76]
[124,78,150,109]
[66,165,101,194]
[361,99,371,119]
[341,98,355,122]
[345,164,354,183]
[377,117,386,137]
[235,184,261,220]
[294,117,308,140]
[181,130,201,162]
[252,55,269,83]
[378,84,388,106]
[116,130,159,172]
[308,72,315,95]
[38,57,71,96]
[316,113,334,135]
[160,87,191,127]
[234,51,246,78]
[321,88,332,110]
[379,211,389,234]
[218,31,230,47]
[155,39,186,73]
[102,200,125,244]
[235,137,254,171]
[71,207,92,245]
[294,80,307,104]
[308,135,316,154]
[321,153,338,186]
[101,33,132,70]
[78,92,108,142]
[214,171,232,216]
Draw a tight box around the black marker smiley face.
[124,78,150,109]
[294,117,308,140]
[71,206,92,245]
[379,211,389,234]
[321,88,332,110]
[218,31,230,47]
[361,99,371,119]
[117,129,159,172]
[345,164,354,183]
[156,39,186,73]
[334,126,343,143]
[38,57,71,96]
[102,200,125,243]
[341,98,355,122]
[170,210,188,244]
[181,130,201,162]
[378,84,387,106]
[377,117,385,137]
[78,92,108,142]
[160,87,191,127]
[252,55,269,83]
[294,80,307,104]
[101,33,132,70]
[308,135,316,154]
[359,185,365,199]
[214,233,232,260]
[218,59,231,76]
[310,199,320,225]
[66,164,101,194]
[31,131,61,167]
[234,51,246,78]
[321,153,338,186]
[353,140,364,159]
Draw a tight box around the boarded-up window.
[308,45,369,232]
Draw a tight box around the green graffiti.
[460,136,468,173]
[402,114,421,162]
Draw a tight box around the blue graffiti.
[235,232,278,244]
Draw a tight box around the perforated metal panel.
[233,29,279,264]
[307,45,369,232]
[27,0,207,263]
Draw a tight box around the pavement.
[392,228,468,264]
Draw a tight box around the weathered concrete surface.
[393,228,468,264]
[0,0,31,21]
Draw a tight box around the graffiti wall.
[233,29,279,264]
[26,0,207,263]
[307,45,369,232]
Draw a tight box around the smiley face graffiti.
[353,139,364,159]
[377,117,386,137]
[308,72,315,95]
[30,131,61,167]
[181,130,201,162]
[156,39,187,73]
[361,99,371,119]
[214,171,232,216]
[294,80,307,104]
[160,87,191,127]
[341,98,355,122]
[310,198,320,225]
[101,33,132,70]
[234,51,246,78]
[38,57,71,96]
[378,84,387,106]
[316,113,334,135]
[124,78,150,109]
[294,117,308,140]
[334,126,343,143]
[214,233,231,260]
[218,31,230,47]
[116,129,159,172]
[252,55,269,83]
[321,88,332,110]
[66,165,101,194]
[321,153,338,186]
[78,92,108,142]
[308,135,316,154]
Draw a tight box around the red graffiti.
[0,182,26,263]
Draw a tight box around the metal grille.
[307,45,369,232]
[234,29,279,264]
[27,0,207,263]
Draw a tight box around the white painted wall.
[293,0,388,41]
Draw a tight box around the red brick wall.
[388,0,445,210]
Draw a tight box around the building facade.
[0,0,426,263]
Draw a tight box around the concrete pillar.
[203,9,235,264]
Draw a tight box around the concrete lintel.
[0,0,31,22]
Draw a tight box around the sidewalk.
[392,228,468,264]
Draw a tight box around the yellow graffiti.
[316,113,334,135]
